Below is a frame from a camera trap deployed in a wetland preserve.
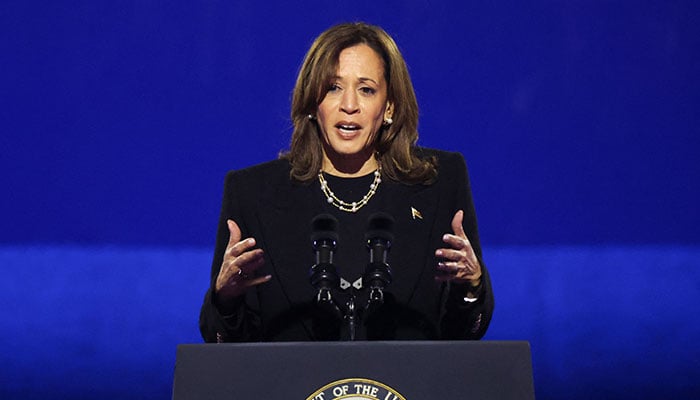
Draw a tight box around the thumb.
[451,210,467,239]
[226,219,242,245]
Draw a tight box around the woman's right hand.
[214,219,272,307]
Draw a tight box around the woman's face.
[316,44,393,173]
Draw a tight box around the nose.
[340,90,359,114]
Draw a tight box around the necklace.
[318,165,382,213]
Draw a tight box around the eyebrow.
[358,77,379,85]
[331,76,379,85]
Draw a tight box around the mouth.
[336,122,362,135]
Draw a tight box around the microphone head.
[365,212,394,243]
[311,213,339,243]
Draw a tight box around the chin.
[331,146,371,158]
[323,135,375,160]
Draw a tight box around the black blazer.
[199,148,494,342]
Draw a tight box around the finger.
[436,260,461,274]
[434,266,475,282]
[220,245,262,288]
[219,274,272,299]
[436,261,480,278]
[441,234,477,259]
[440,234,467,251]
[434,273,476,284]
[434,273,464,283]
[228,237,259,259]
[231,272,272,289]
[451,210,467,239]
[226,219,242,247]
[435,247,466,261]
[245,275,273,287]
[234,249,265,274]
[438,259,479,275]
[225,219,256,258]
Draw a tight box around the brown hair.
[283,22,437,184]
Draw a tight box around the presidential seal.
[306,378,406,400]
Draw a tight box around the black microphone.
[363,212,394,303]
[309,214,340,303]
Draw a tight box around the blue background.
[1,1,698,399]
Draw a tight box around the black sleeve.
[198,170,262,342]
[439,152,495,339]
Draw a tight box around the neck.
[322,148,378,177]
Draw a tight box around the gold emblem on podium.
[306,377,406,400]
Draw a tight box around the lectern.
[172,341,534,399]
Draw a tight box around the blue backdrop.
[1,1,699,399]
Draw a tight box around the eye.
[327,83,340,92]
[360,87,376,95]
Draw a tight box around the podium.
[172,341,535,399]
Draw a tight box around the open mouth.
[336,123,362,134]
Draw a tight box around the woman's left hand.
[435,210,482,284]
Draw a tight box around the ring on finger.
[439,262,459,274]
[237,269,249,280]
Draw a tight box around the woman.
[199,22,494,342]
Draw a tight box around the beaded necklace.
[318,165,381,213]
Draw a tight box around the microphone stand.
[363,212,394,315]
[309,212,395,341]
[345,296,357,341]
[309,215,343,326]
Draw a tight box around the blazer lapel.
[255,178,324,308]
[378,181,441,302]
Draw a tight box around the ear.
[384,101,394,119]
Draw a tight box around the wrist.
[460,279,484,303]
[214,290,244,315]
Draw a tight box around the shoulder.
[224,158,291,185]
[220,159,295,210]
[414,146,468,174]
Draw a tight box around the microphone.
[309,214,340,303]
[363,212,394,304]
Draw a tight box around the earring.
[384,117,393,125]
[308,114,316,120]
